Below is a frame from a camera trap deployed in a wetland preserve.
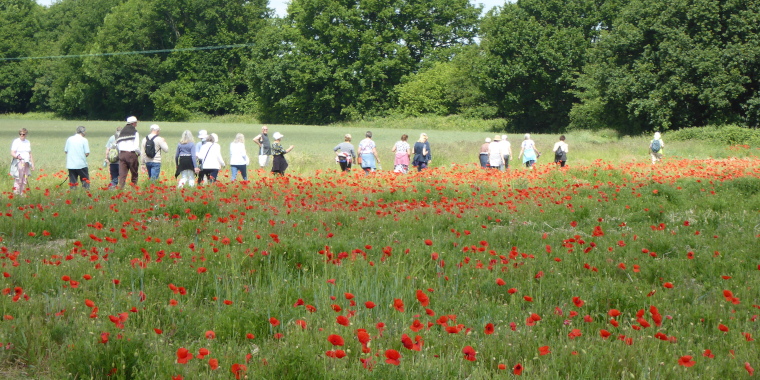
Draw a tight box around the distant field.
[2,118,757,188]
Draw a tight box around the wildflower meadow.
[0,120,759,379]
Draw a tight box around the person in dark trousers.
[117,116,140,189]
[64,126,90,189]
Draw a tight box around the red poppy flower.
[176,348,192,364]
[246,333,255,339]
[513,363,523,375]
[197,347,209,359]
[496,278,506,286]
[230,364,247,380]
[538,346,550,356]
[678,356,695,367]
[295,319,307,329]
[608,309,621,317]
[663,282,673,289]
[599,329,611,339]
[269,317,280,326]
[523,296,533,302]
[365,301,376,309]
[745,362,754,376]
[385,349,401,365]
[718,323,729,332]
[327,334,345,346]
[424,239,433,246]
[572,296,584,308]
[393,298,405,312]
[703,349,714,358]
[336,315,350,326]
[205,330,216,339]
[462,346,476,361]
[568,329,582,339]
[484,323,494,335]
[416,290,429,307]
[208,358,219,370]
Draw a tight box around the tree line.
[1,0,759,134]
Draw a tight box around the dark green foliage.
[570,0,760,133]
[248,0,480,125]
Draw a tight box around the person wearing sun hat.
[488,134,505,170]
[116,116,140,188]
[271,132,294,175]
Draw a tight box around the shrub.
[668,124,760,146]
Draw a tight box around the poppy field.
[1,138,760,378]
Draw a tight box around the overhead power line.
[0,43,256,61]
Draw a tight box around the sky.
[35,0,506,17]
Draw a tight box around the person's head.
[654,132,661,140]
[18,128,28,140]
[485,138,491,143]
[365,131,373,139]
[559,135,565,141]
[524,133,531,140]
[273,132,284,141]
[418,133,428,143]
[344,133,352,142]
[180,130,194,144]
[126,116,138,126]
[262,126,269,134]
[502,134,507,141]
[198,130,208,140]
[76,126,86,135]
[150,124,160,134]
[210,133,219,144]
[234,133,245,143]
[401,134,408,142]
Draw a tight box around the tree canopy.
[1,0,758,133]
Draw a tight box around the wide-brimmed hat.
[485,138,491,143]
[493,135,501,141]
[126,116,138,124]
[198,130,208,139]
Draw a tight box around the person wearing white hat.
[198,133,225,183]
[499,134,512,170]
[116,116,140,188]
[141,124,169,180]
[196,130,208,157]
[271,132,293,175]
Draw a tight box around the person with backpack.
[650,132,664,164]
[141,124,169,180]
[553,135,569,168]
[105,126,122,189]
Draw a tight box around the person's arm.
[141,138,147,163]
[160,138,169,152]
[372,147,378,162]
[191,145,199,172]
[252,134,262,147]
[334,144,342,156]
[286,145,294,153]
[84,139,90,157]
[392,143,397,153]
[11,140,19,160]
[217,146,226,167]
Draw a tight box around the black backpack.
[555,146,564,159]
[145,135,157,158]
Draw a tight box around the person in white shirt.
[488,135,505,169]
[64,126,90,189]
[10,128,34,195]
[117,116,140,189]
[499,134,512,170]
[553,135,569,167]
[198,133,225,183]
[141,124,169,180]
[229,133,250,181]
[650,132,664,164]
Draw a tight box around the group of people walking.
[333,132,431,174]
[8,117,667,195]
[480,133,569,170]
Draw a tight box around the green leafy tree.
[480,0,611,132]
[0,0,42,113]
[570,0,760,133]
[249,0,480,124]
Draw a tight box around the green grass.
[0,118,758,379]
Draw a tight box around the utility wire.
[0,43,255,61]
